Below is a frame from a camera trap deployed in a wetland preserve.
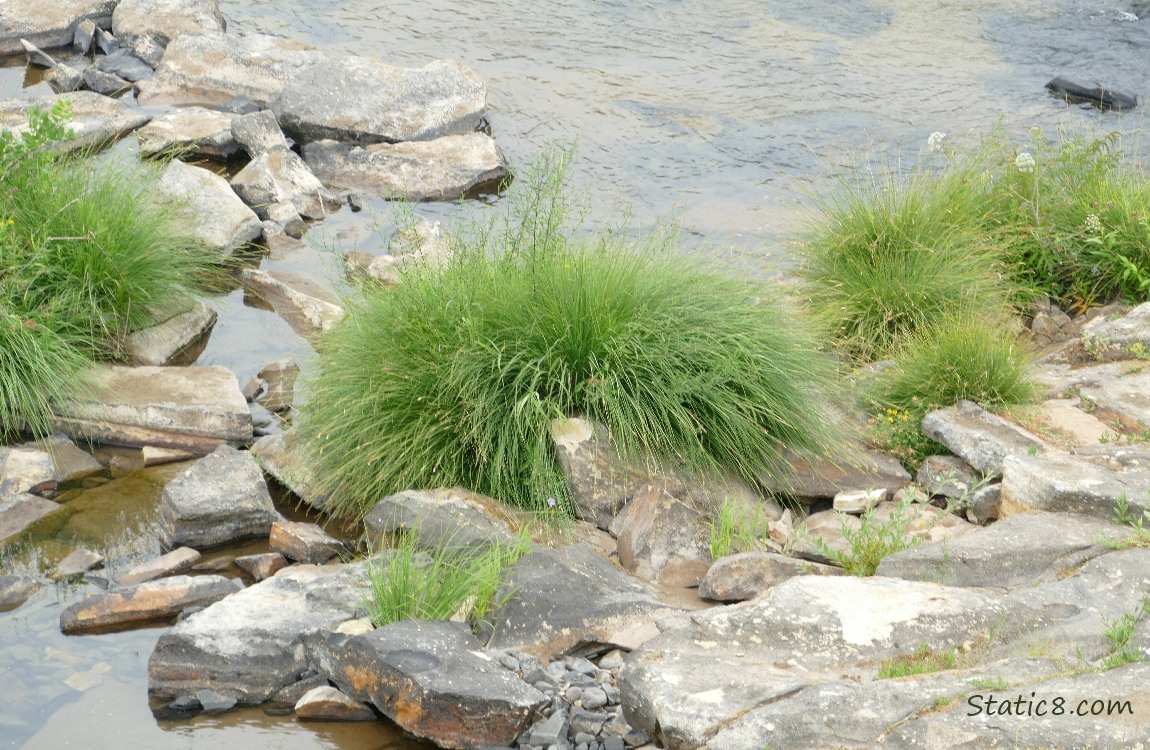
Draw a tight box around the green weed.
[709,497,771,559]
[877,642,959,679]
[813,492,926,576]
[1101,595,1150,670]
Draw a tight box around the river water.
[1,0,1149,748]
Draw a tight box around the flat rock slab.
[1080,300,1150,357]
[159,445,280,549]
[274,56,486,145]
[54,364,253,454]
[240,268,345,339]
[0,494,58,542]
[115,547,201,586]
[758,446,911,502]
[112,0,226,65]
[251,432,330,511]
[482,544,684,660]
[136,106,240,159]
[921,400,1045,476]
[125,299,217,366]
[363,487,517,556]
[314,620,546,749]
[0,0,116,56]
[157,160,263,254]
[294,685,376,721]
[0,449,57,496]
[60,574,239,633]
[234,552,288,581]
[699,551,842,602]
[0,91,150,153]
[303,133,508,202]
[148,563,368,702]
[269,521,343,564]
[875,511,1126,589]
[1000,449,1150,520]
[1051,361,1150,433]
[0,575,42,610]
[136,31,327,107]
[52,547,105,579]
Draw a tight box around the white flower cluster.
[928,131,947,153]
[1015,152,1036,173]
[1085,213,1103,234]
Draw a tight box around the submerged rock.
[60,574,240,633]
[0,0,116,57]
[0,575,42,610]
[156,160,262,254]
[136,106,240,159]
[0,91,150,153]
[0,494,60,542]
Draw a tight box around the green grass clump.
[0,100,216,437]
[299,149,842,517]
[877,642,959,680]
[709,497,772,559]
[361,528,530,628]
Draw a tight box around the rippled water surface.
[2,0,1150,747]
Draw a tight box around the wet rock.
[294,685,377,721]
[313,620,547,748]
[137,107,240,159]
[1046,76,1138,112]
[0,495,60,541]
[875,512,1124,588]
[229,110,288,157]
[156,160,263,254]
[240,268,345,339]
[74,19,96,54]
[264,201,305,239]
[916,454,980,498]
[125,299,218,367]
[921,400,1045,476]
[613,484,712,586]
[242,378,265,402]
[0,575,41,610]
[45,62,84,94]
[0,0,116,56]
[1000,448,1150,520]
[82,68,132,97]
[115,547,202,586]
[60,574,240,633]
[269,521,343,564]
[54,365,253,454]
[0,448,57,496]
[757,446,911,502]
[0,92,150,153]
[231,149,340,220]
[234,552,288,582]
[94,49,154,82]
[274,55,487,145]
[268,673,329,705]
[220,95,261,115]
[698,551,843,602]
[363,217,450,284]
[112,0,226,68]
[255,359,299,413]
[303,133,508,202]
[251,432,330,511]
[142,445,197,466]
[20,39,59,68]
[159,445,280,549]
[831,487,885,514]
[137,31,326,107]
[364,487,518,556]
[148,563,369,702]
[52,548,105,579]
[482,544,684,660]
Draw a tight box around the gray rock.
[268,673,329,705]
[0,92,150,153]
[1080,300,1150,359]
[231,149,340,220]
[915,454,980,498]
[830,487,885,514]
[0,0,116,56]
[758,446,911,502]
[137,31,326,107]
[550,417,653,530]
[156,160,263,254]
[220,95,261,115]
[1000,448,1150,520]
[60,574,239,633]
[95,49,154,82]
[698,551,842,602]
[0,448,57,496]
[269,521,343,564]
[482,544,684,660]
[125,299,218,367]
[136,107,240,159]
[45,62,84,93]
[361,217,450,284]
[0,575,41,610]
[0,494,59,541]
[229,110,288,157]
[94,26,117,54]
[112,0,225,66]
[82,68,132,96]
[251,432,330,511]
[274,55,487,145]
[921,400,1045,476]
[364,487,518,556]
[255,359,299,413]
[294,685,377,721]
[1047,361,1150,433]
[115,547,201,585]
[54,365,253,454]
[74,19,96,54]
[303,133,509,202]
[613,484,712,586]
[233,552,288,582]
[967,482,1002,524]
[20,39,59,68]
[158,445,280,549]
[52,548,105,579]
[264,201,305,238]
[239,268,345,339]
[148,563,368,702]
[313,620,547,748]
[875,511,1125,589]
[524,710,568,747]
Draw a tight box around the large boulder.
[230,149,340,220]
[53,365,253,454]
[274,56,487,145]
[921,400,1045,476]
[311,620,547,749]
[156,160,262,254]
[136,106,240,159]
[303,133,509,201]
[0,91,150,153]
[1000,447,1150,520]
[757,446,912,502]
[363,487,518,555]
[112,0,226,67]
[59,574,240,633]
[158,445,280,549]
[148,563,369,702]
[136,31,326,107]
[0,0,116,56]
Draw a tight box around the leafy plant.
[1102,492,1150,550]
[866,406,949,473]
[709,497,772,559]
[812,492,928,576]
[1100,595,1150,670]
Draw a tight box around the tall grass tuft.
[299,149,843,517]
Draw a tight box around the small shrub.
[866,407,949,473]
[1101,492,1150,550]
[813,492,927,576]
[1100,595,1150,670]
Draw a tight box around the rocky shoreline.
[2,1,1150,749]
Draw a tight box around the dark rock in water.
[20,39,59,68]
[95,49,154,82]
[1046,77,1137,111]
[83,68,132,96]
[196,688,237,712]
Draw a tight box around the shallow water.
[2,0,1150,747]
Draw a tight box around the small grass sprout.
[709,497,772,559]
[877,642,959,679]
[1100,594,1150,670]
